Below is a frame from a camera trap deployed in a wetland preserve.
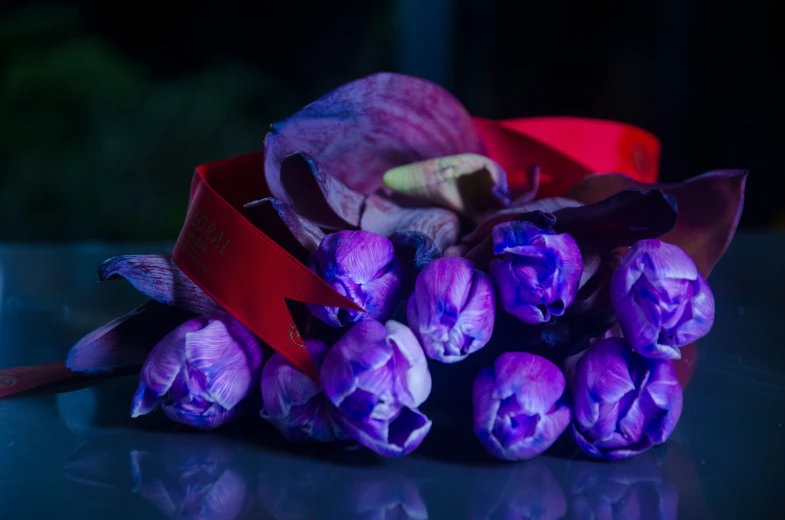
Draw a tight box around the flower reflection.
[130,440,254,520]
[257,463,428,520]
[469,459,567,520]
[564,452,679,519]
[469,452,679,520]
[64,433,690,520]
[64,434,255,520]
[343,470,429,520]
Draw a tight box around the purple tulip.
[320,319,433,457]
[490,220,583,324]
[611,239,715,360]
[473,352,571,461]
[307,230,403,327]
[130,311,264,430]
[406,257,495,363]
[260,339,344,443]
[570,338,683,460]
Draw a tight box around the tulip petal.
[413,257,474,336]
[585,340,637,404]
[471,367,500,438]
[260,353,337,442]
[304,338,329,370]
[98,255,219,315]
[261,353,321,419]
[493,353,566,415]
[264,72,484,202]
[382,153,510,216]
[565,170,747,276]
[314,230,396,284]
[243,197,325,260]
[333,406,432,458]
[642,359,683,444]
[320,320,392,408]
[551,189,678,256]
[672,276,715,345]
[453,271,496,352]
[130,316,208,417]
[385,320,432,408]
[184,313,263,411]
[67,301,196,375]
[361,194,460,253]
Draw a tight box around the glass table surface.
[0,235,783,519]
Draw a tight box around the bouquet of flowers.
[66,73,746,462]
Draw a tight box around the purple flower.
[570,338,683,460]
[490,220,583,324]
[260,339,344,443]
[307,230,403,327]
[130,311,263,430]
[320,319,432,457]
[406,257,495,363]
[473,352,571,461]
[611,239,715,360]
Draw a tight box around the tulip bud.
[320,319,433,457]
[611,239,715,360]
[260,340,344,443]
[307,230,404,327]
[570,338,683,460]
[406,257,495,363]
[130,311,263,430]
[473,352,571,461]
[490,220,583,324]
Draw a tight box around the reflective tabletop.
[1,236,783,519]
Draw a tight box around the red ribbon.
[474,117,659,197]
[170,152,363,380]
[0,361,73,399]
[1,116,661,396]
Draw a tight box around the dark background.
[1,0,781,241]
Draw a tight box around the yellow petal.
[382,154,509,216]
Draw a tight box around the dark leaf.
[66,302,195,374]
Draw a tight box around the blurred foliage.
[0,4,305,241]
